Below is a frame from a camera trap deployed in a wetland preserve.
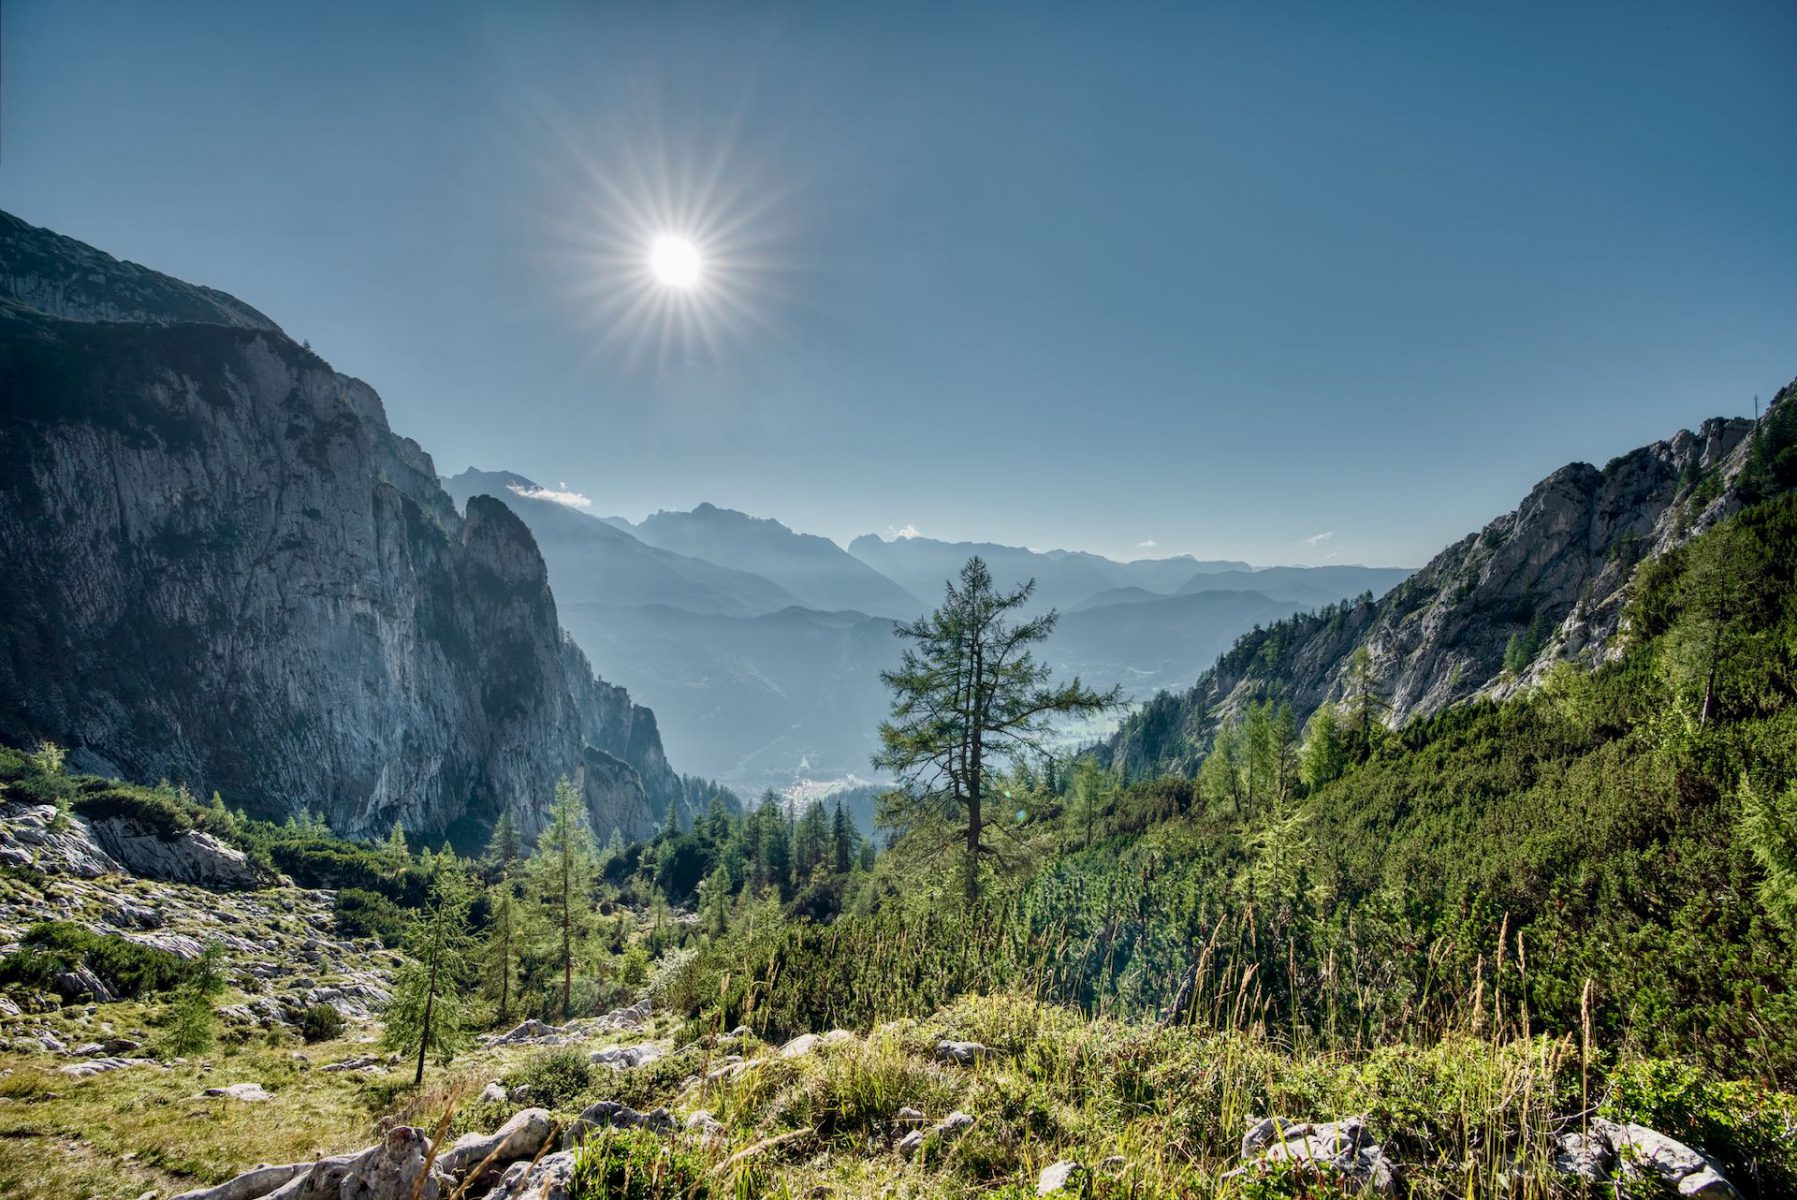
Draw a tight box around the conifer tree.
[875,556,1119,900]
[525,777,599,1020]
[383,850,474,1086]
[830,801,855,874]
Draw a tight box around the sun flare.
[649,235,704,288]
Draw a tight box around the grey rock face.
[438,1108,554,1188]
[0,210,679,844]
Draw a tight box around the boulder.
[1551,1129,1613,1181]
[264,1126,447,1200]
[59,1056,152,1077]
[170,1162,310,1200]
[1037,1160,1084,1195]
[87,816,264,889]
[934,1040,991,1065]
[203,1082,272,1101]
[1598,1120,1741,1198]
[479,1149,576,1200]
[53,965,116,1003]
[1236,1116,1396,1197]
[479,1082,508,1105]
[439,1108,553,1187]
[779,1033,820,1058]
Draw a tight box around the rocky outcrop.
[0,210,680,844]
[1105,388,1790,774]
[86,815,263,888]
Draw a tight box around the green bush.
[0,921,194,999]
[1601,1059,1797,1195]
[298,1003,347,1044]
[333,888,410,947]
[568,1127,710,1200]
[504,1046,596,1111]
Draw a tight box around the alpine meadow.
[2,5,1796,1200]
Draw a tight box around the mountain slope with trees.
[1103,394,1785,778]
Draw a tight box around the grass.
[0,989,1790,1199]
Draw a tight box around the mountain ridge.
[1103,395,1787,776]
[0,211,681,845]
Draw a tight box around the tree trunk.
[414,937,438,1087]
[965,642,984,903]
[559,853,572,1020]
[497,905,511,1026]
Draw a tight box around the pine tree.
[382,851,474,1085]
[1298,702,1351,790]
[383,820,410,877]
[875,556,1120,900]
[1342,646,1389,759]
[830,801,855,874]
[525,777,599,1020]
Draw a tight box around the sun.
[649,235,703,288]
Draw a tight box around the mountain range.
[439,478,1411,794]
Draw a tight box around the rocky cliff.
[0,211,678,844]
[1105,391,1789,776]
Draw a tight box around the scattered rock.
[591,1042,663,1070]
[479,1081,508,1104]
[203,1082,272,1101]
[493,1018,561,1045]
[898,1110,975,1160]
[562,1100,677,1146]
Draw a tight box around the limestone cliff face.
[1105,400,1776,777]
[0,211,676,844]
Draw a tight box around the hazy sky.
[6,1,1794,567]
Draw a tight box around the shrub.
[298,1003,347,1044]
[0,921,194,999]
[568,1127,710,1200]
[504,1047,596,1111]
[333,888,410,947]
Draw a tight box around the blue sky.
[5,1,1794,566]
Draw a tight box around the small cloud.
[889,523,923,540]
[1305,531,1335,546]
[508,483,592,510]
[1137,539,1157,549]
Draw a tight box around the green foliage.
[158,987,216,1056]
[504,1046,596,1111]
[1601,1058,1797,1195]
[297,1002,347,1044]
[568,1127,711,1200]
[0,922,196,999]
[876,556,1119,899]
[381,851,476,1083]
[332,888,411,947]
[1741,775,1797,925]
